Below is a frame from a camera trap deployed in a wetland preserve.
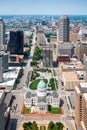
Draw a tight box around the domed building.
[24,80,60,113]
[37,80,47,97]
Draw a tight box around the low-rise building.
[58,42,74,57]
[62,71,85,90]
[0,67,20,90]
[75,42,87,62]
[59,58,84,76]
[50,36,57,44]
[58,54,70,64]
[59,58,85,90]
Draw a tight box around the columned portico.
[37,102,47,113]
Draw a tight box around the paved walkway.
[23,113,63,117]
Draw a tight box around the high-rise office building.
[59,15,69,42]
[0,52,8,82]
[37,25,46,46]
[75,83,87,130]
[0,19,5,49]
[41,44,53,67]
[8,31,24,54]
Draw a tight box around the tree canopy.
[23,121,38,130]
[48,121,64,130]
[33,46,42,60]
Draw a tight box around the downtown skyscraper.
[0,19,5,49]
[59,15,69,42]
[8,31,24,54]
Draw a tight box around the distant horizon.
[0,14,87,16]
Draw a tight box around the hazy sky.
[0,0,87,15]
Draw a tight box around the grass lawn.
[48,105,61,114]
[29,79,48,90]
[40,126,46,130]
[23,106,31,114]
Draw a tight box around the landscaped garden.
[48,105,61,114]
[48,121,64,130]
[28,68,58,91]
[23,106,31,114]
[30,69,40,81]
[29,79,48,90]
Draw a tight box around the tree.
[53,124,58,130]
[32,121,38,130]
[23,121,38,130]
[56,122,64,130]
[33,46,42,60]
[47,121,64,130]
[30,61,38,66]
[47,38,50,43]
[24,49,30,59]
[29,39,32,43]
[48,121,55,130]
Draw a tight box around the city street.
[10,29,37,130]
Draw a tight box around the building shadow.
[10,119,18,130]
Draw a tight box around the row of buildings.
[0,19,24,54]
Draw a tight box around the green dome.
[37,80,46,89]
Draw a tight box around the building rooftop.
[0,90,4,99]
[83,93,87,100]
[80,82,87,88]
[59,59,84,70]
[4,92,12,107]
[37,80,47,89]
[59,15,69,20]
[58,42,73,50]
[68,95,75,109]
[0,67,20,89]
[50,91,58,98]
[63,71,78,81]
[26,92,37,98]
[78,83,87,93]
[63,70,85,82]
[38,96,46,103]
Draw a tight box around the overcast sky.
[0,0,87,15]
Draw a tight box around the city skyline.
[0,0,87,15]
